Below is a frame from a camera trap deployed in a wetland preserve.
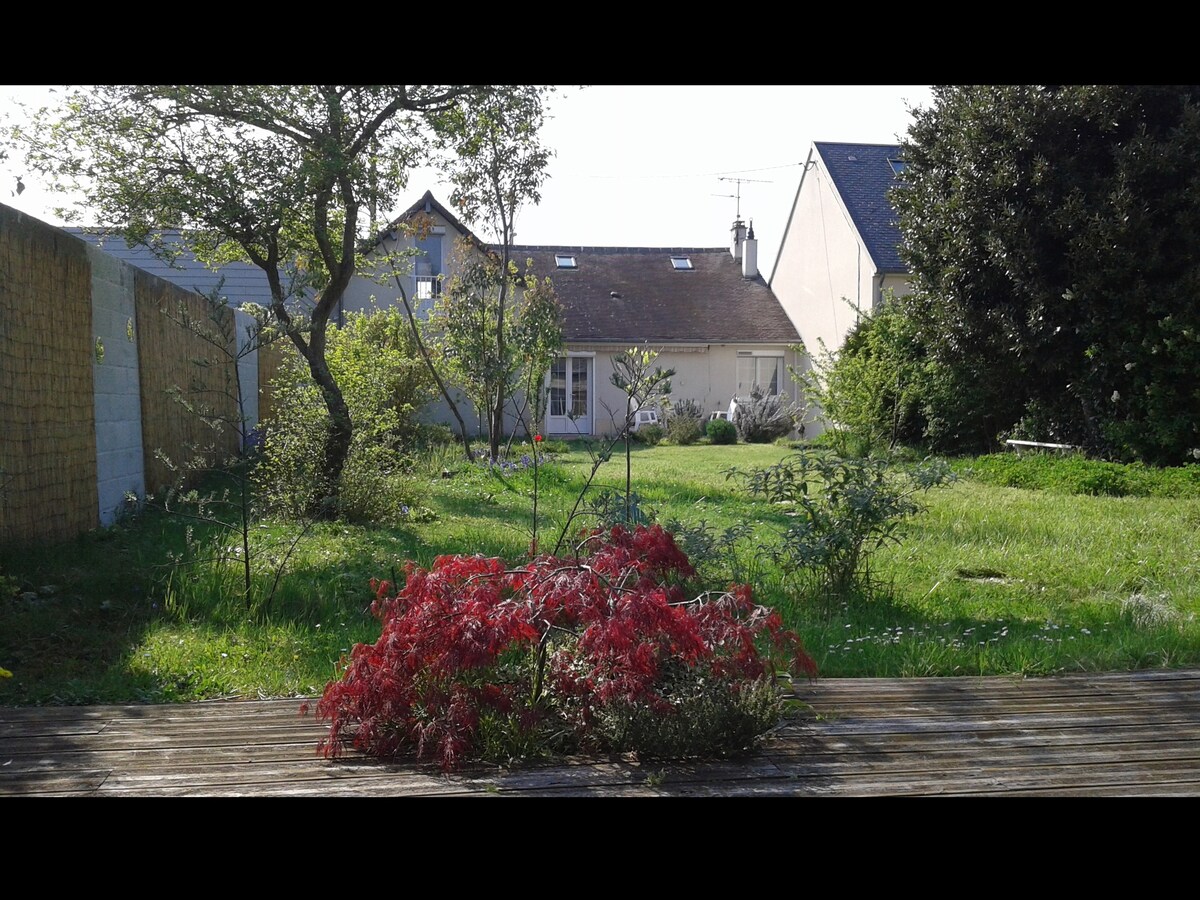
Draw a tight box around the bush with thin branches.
[733,383,799,444]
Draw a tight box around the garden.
[5,85,1200,778]
[3,422,1199,771]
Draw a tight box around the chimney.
[742,219,758,279]
[730,217,746,261]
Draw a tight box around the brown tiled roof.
[513,245,799,344]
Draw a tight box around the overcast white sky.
[0,84,933,278]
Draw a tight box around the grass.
[2,440,1199,705]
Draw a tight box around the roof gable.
[371,189,485,253]
[814,141,907,274]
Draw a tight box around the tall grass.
[2,442,1198,705]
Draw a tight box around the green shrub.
[707,418,737,444]
[415,422,458,449]
[794,292,927,456]
[807,427,875,459]
[732,384,799,444]
[666,399,705,445]
[957,452,1200,498]
[588,665,786,760]
[727,448,955,612]
[633,423,665,446]
[256,307,434,523]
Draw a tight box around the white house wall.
[881,273,913,304]
[572,343,804,439]
[771,159,880,359]
[413,342,804,442]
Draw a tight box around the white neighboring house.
[347,191,804,440]
[769,141,912,433]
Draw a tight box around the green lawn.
[2,441,1198,705]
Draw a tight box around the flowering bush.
[311,524,817,771]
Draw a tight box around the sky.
[0,84,934,280]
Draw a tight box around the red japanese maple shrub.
[313,523,817,772]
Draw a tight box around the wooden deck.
[4,668,1200,796]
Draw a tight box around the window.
[736,355,784,396]
[415,275,439,300]
[549,357,567,416]
[888,158,906,175]
[415,232,442,301]
[571,356,589,417]
[555,254,577,269]
[670,256,693,270]
[415,233,443,275]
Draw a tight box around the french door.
[546,354,593,435]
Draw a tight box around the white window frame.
[736,351,785,397]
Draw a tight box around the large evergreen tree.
[894,84,1200,463]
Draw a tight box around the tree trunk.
[303,345,353,521]
[489,391,505,462]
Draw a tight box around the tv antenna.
[713,176,772,220]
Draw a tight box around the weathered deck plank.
[3,669,1198,796]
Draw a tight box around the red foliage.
[314,524,816,771]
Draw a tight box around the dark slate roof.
[65,228,280,307]
[814,142,907,274]
[514,245,799,344]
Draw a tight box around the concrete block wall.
[87,243,146,526]
[1,202,267,544]
[235,308,260,436]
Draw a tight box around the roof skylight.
[555,254,577,269]
[670,256,693,270]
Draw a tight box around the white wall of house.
[770,160,885,359]
[414,341,805,443]
[770,157,914,437]
[558,342,804,439]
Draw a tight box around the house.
[769,141,911,365]
[71,188,805,443]
[344,190,804,439]
[516,233,801,439]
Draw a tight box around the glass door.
[546,355,592,435]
